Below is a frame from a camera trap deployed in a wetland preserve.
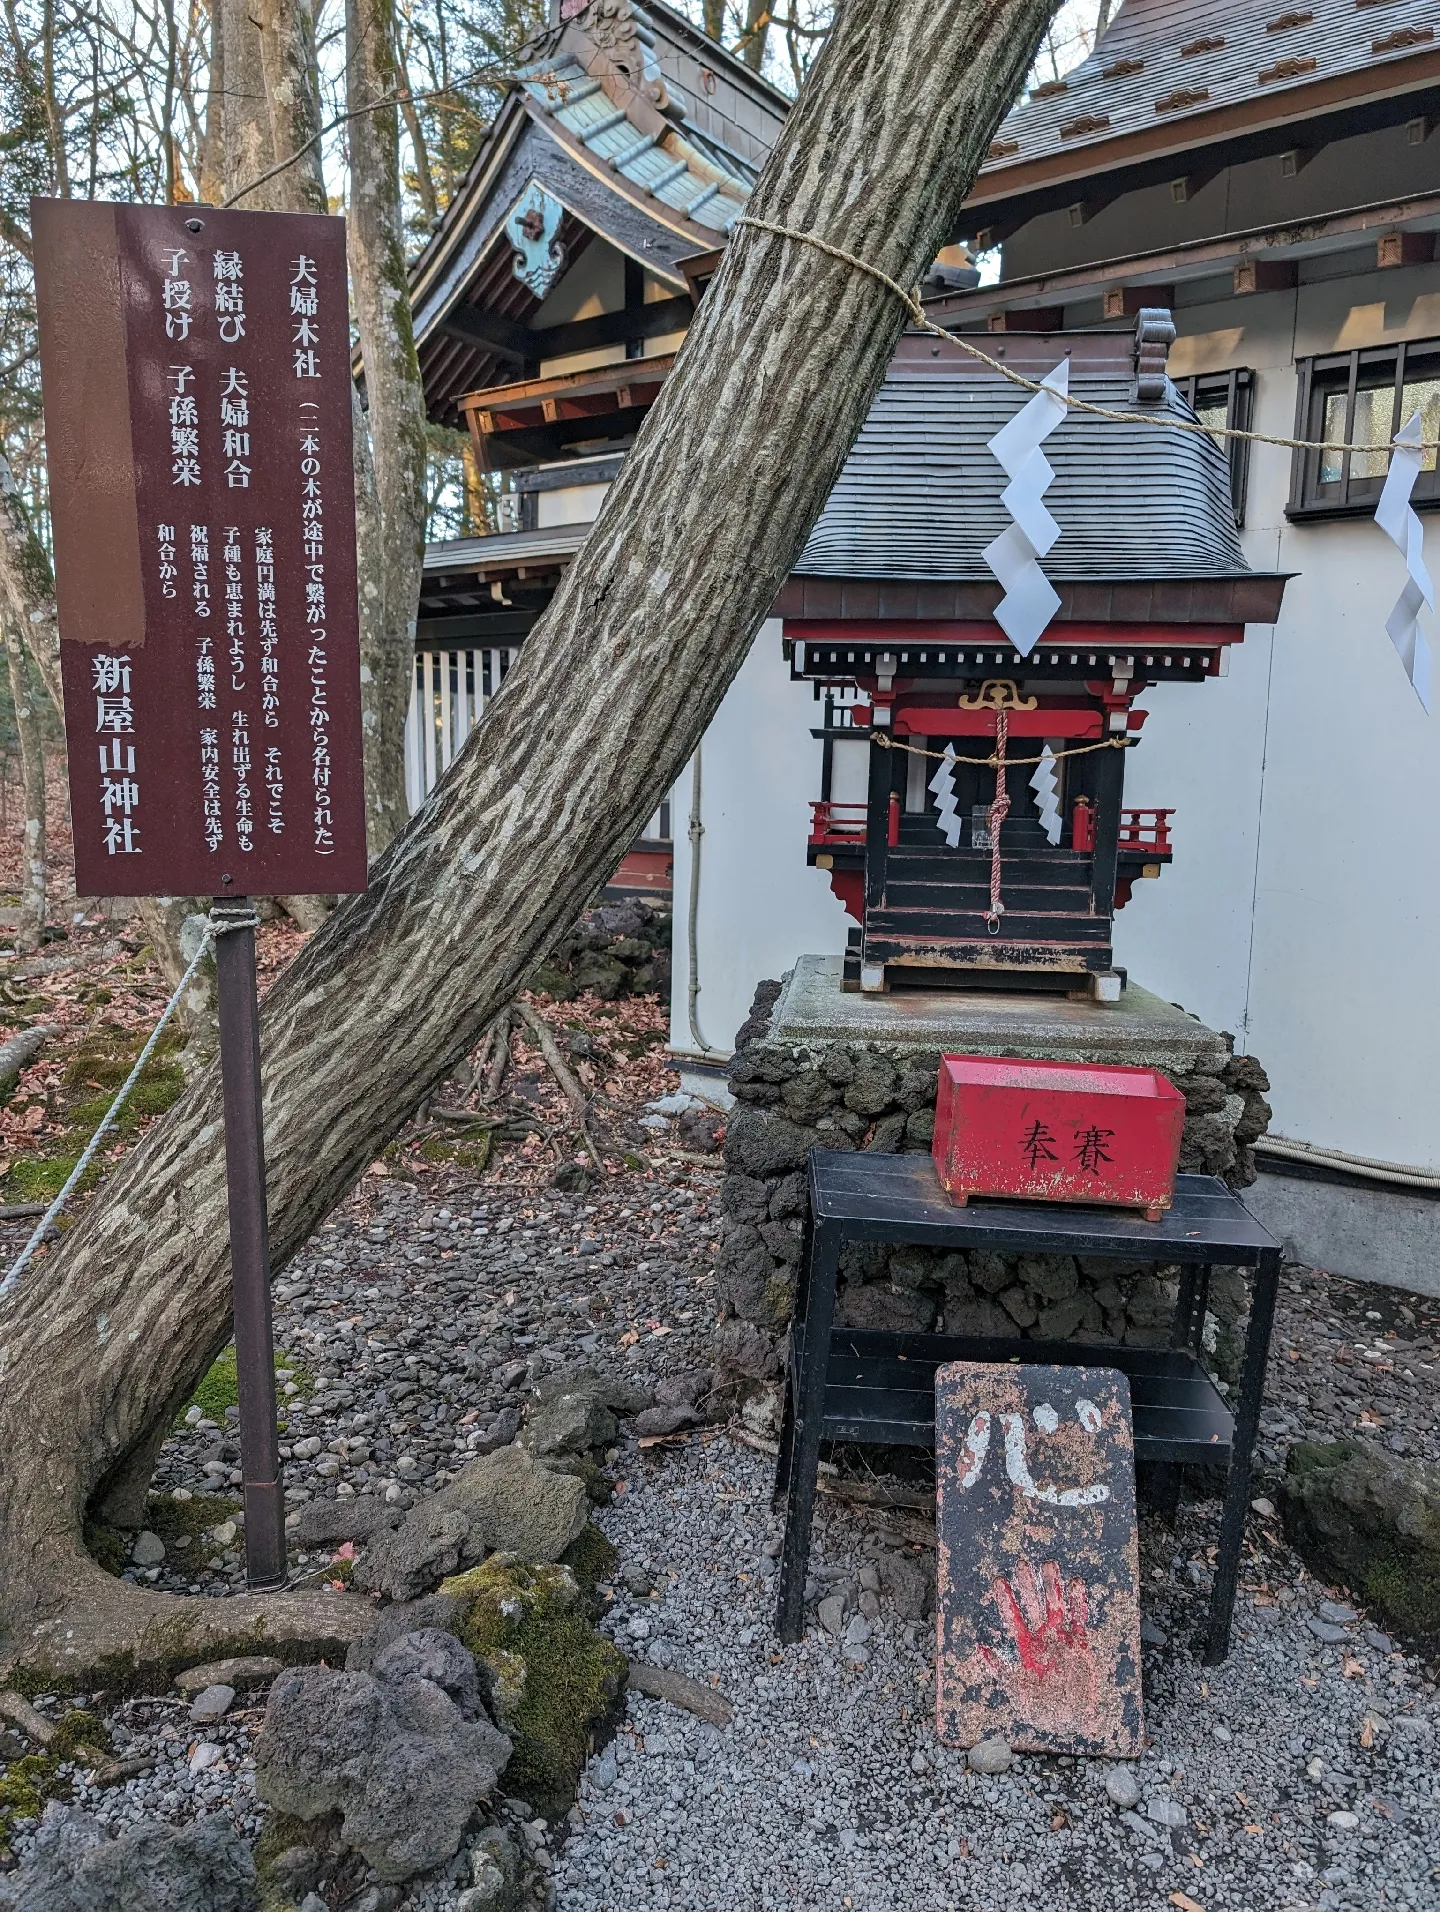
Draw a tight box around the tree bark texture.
[0,448,63,717]
[220,0,326,214]
[347,0,428,859]
[3,621,47,949]
[0,0,1061,1676]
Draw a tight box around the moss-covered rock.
[1282,1438,1440,1656]
[442,1554,626,1816]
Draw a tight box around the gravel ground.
[3,1006,1438,1911]
[561,1436,1439,1912]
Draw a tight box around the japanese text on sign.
[34,198,367,897]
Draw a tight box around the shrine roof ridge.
[794,366,1255,585]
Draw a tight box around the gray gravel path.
[563,1435,1439,1912]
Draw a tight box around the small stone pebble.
[967,1736,1012,1775]
[1104,1766,1142,1809]
[188,1684,236,1725]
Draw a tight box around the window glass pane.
[1320,391,1347,484]
[1194,397,1227,448]
[1351,383,1393,481]
[1400,374,1440,474]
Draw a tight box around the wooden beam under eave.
[986,307,1065,333]
[1378,229,1435,267]
[1103,285,1175,320]
[1233,259,1297,294]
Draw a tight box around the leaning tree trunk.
[347,0,428,859]
[3,621,47,949]
[0,0,1060,1679]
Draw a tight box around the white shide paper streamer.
[1375,411,1434,713]
[1030,743,1062,845]
[929,743,963,848]
[982,359,1070,657]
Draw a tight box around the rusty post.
[213,895,287,1590]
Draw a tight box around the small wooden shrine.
[778,314,1289,997]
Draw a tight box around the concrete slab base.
[1245,1168,1440,1300]
[768,954,1231,1076]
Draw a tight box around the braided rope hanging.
[985,709,1011,935]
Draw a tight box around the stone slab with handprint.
[935,1361,1143,1757]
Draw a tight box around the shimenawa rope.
[735,216,1440,459]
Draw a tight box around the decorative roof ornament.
[578,0,670,110]
[505,181,566,299]
[1375,411,1434,711]
[981,359,1070,657]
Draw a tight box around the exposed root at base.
[2,1552,375,1698]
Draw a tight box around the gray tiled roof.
[795,368,1251,581]
[980,0,1436,181]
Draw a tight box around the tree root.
[1,1551,376,1698]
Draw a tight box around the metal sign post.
[32,198,370,1591]
[213,896,286,1587]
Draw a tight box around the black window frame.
[1173,367,1254,528]
[1288,339,1440,522]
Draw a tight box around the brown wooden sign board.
[32,198,368,898]
[935,1361,1143,1757]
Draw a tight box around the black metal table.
[773,1151,1283,1663]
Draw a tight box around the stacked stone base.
[713,958,1272,1427]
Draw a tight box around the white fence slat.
[403,646,519,813]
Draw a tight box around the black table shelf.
[798,1328,1234,1458]
[774,1154,1283,1664]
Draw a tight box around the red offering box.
[932,1054,1185,1219]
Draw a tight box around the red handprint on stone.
[979,1555,1097,1734]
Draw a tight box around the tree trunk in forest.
[740,0,770,71]
[199,12,226,209]
[0,448,63,717]
[134,898,219,1065]
[347,0,428,859]
[3,622,47,950]
[0,0,1061,1677]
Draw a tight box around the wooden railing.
[1118,808,1175,854]
[809,800,868,845]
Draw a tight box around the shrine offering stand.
[773,1151,1282,1664]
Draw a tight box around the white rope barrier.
[0,906,257,1302]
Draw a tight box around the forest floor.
[0,828,1437,1912]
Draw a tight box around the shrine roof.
[794,341,1259,586]
[966,0,1438,213]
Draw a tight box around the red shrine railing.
[809,801,868,844]
[1118,808,1175,854]
[810,801,1174,853]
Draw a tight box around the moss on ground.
[0,1713,111,1854]
[443,1555,626,1816]
[178,1345,312,1428]
[143,1489,242,1551]
[2,1023,187,1205]
[418,1127,492,1171]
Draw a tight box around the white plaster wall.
[1115,262,1440,1169]
[668,623,851,1059]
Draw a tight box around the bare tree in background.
[2,614,46,946]
[347,0,428,854]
